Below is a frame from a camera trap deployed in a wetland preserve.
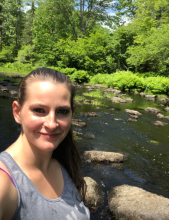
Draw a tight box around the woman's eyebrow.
[30,103,71,108]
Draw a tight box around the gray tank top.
[0,152,90,220]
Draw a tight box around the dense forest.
[0,0,169,93]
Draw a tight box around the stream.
[0,75,169,220]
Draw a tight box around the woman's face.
[13,80,72,152]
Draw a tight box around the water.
[0,75,169,220]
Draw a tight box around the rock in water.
[157,113,164,119]
[125,109,142,116]
[71,119,86,127]
[84,177,104,210]
[84,133,95,139]
[153,121,165,126]
[145,107,160,114]
[83,151,124,164]
[164,107,169,112]
[108,185,169,220]
[127,118,137,122]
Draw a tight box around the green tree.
[0,0,25,61]
[21,2,36,45]
[33,0,116,40]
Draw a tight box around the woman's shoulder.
[0,170,18,220]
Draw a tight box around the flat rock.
[109,108,115,111]
[0,86,9,93]
[129,114,139,119]
[158,97,169,102]
[127,118,137,122]
[79,112,100,117]
[140,92,145,96]
[153,120,165,126]
[125,109,142,116]
[84,177,104,210]
[114,118,122,121]
[164,107,169,112]
[126,98,133,102]
[108,184,169,220]
[145,94,156,98]
[157,113,164,119]
[72,119,86,127]
[119,99,127,103]
[147,98,155,101]
[9,90,18,95]
[145,107,160,114]
[83,151,124,164]
[111,97,122,102]
[73,131,83,136]
[164,116,169,120]
[84,133,95,139]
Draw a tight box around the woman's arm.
[0,171,18,220]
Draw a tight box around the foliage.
[0,45,16,62]
[89,71,169,95]
[127,24,169,74]
[69,70,90,83]
[16,45,35,63]
[1,0,169,91]
[0,0,25,48]
[33,0,115,40]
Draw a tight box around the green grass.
[82,90,104,98]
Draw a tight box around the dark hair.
[17,67,86,201]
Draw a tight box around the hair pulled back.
[17,68,86,202]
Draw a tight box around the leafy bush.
[70,70,90,83]
[59,68,77,76]
[0,45,15,62]
[89,71,169,95]
[16,45,35,63]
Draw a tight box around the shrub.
[70,70,90,83]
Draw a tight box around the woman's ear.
[12,101,21,124]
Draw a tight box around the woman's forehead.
[25,81,71,101]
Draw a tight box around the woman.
[0,68,90,220]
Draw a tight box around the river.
[0,75,169,220]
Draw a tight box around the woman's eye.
[57,109,69,114]
[32,108,45,113]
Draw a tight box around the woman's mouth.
[39,132,59,139]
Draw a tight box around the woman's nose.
[44,113,59,130]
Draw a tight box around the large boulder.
[125,109,142,116]
[145,107,160,114]
[83,151,124,164]
[108,184,169,220]
[84,177,104,210]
